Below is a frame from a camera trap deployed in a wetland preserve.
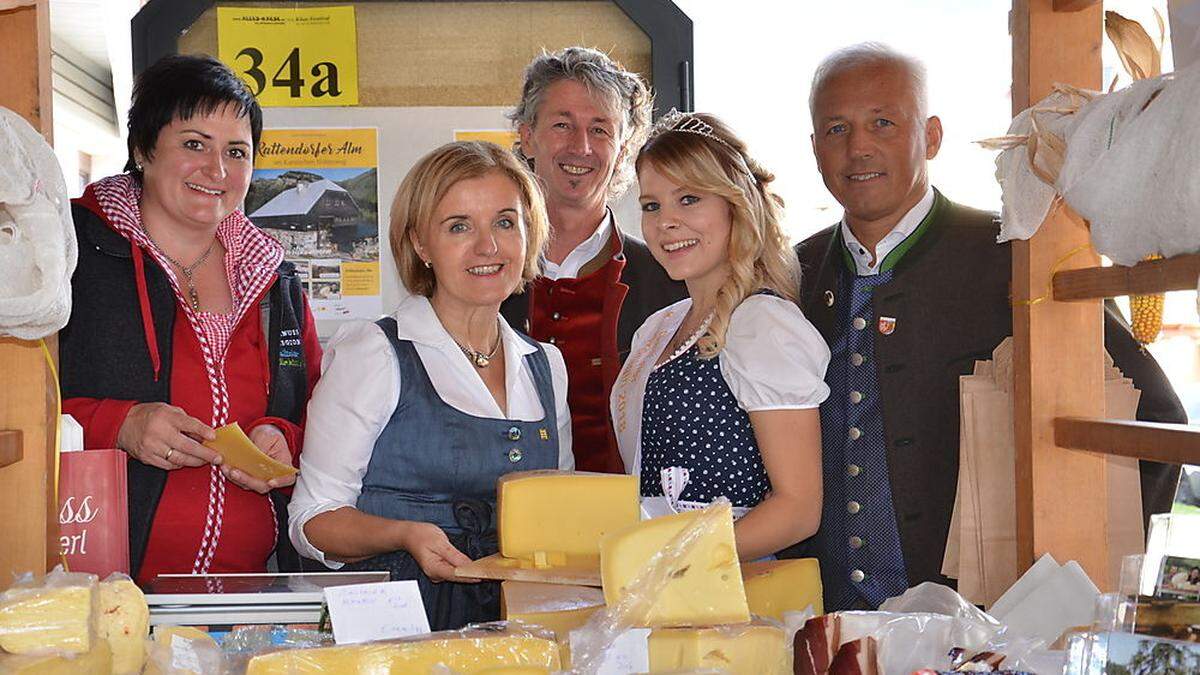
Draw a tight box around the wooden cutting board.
[455,553,601,587]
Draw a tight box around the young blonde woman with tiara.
[611,112,830,560]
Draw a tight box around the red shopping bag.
[58,449,129,576]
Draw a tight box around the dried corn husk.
[1105,10,1164,80]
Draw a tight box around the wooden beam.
[1011,0,1121,590]
[1056,417,1200,465]
[1052,0,1101,12]
[1054,254,1200,301]
[0,0,52,139]
[0,430,22,468]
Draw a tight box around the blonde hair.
[390,141,549,297]
[635,113,799,359]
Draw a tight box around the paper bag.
[58,448,129,576]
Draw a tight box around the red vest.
[526,253,628,473]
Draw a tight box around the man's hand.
[116,403,219,470]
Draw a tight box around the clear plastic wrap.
[0,566,99,656]
[241,622,560,674]
[145,625,226,675]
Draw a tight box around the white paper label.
[324,580,431,645]
[171,637,203,672]
[570,627,650,674]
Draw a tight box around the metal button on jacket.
[852,317,867,330]
[849,390,864,404]
[850,353,865,367]
[849,535,864,549]
[847,500,861,514]
[848,426,862,441]
[548,336,558,345]
[508,448,523,463]
[506,426,522,442]
[850,569,866,583]
[847,463,861,477]
[552,312,562,321]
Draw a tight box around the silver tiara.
[652,109,755,179]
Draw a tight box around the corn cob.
[1129,255,1164,345]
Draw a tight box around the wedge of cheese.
[498,471,640,568]
[647,620,790,675]
[0,582,96,654]
[245,634,561,674]
[600,503,749,627]
[0,637,113,674]
[203,422,298,482]
[742,558,824,620]
[97,578,149,674]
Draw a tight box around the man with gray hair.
[787,42,1183,611]
[501,46,683,473]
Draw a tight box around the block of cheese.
[742,558,824,620]
[0,574,97,655]
[647,620,791,675]
[0,637,113,674]
[501,581,605,667]
[476,668,552,674]
[600,502,749,627]
[144,626,221,675]
[97,577,149,674]
[245,633,561,674]
[498,471,640,567]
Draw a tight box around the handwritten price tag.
[217,7,359,107]
[324,580,430,645]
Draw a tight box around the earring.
[134,161,143,171]
[423,260,432,269]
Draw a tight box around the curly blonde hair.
[635,113,799,359]
[390,141,549,297]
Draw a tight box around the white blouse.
[289,293,573,567]
[611,294,831,479]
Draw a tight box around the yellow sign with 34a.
[217,6,358,107]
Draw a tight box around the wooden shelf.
[1055,416,1200,465]
[1053,253,1200,301]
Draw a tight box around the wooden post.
[0,0,58,589]
[1011,0,1115,588]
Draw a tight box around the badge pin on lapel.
[878,316,897,335]
[824,290,835,307]
[538,428,550,441]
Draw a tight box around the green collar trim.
[839,191,945,275]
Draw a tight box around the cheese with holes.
[648,621,790,675]
[742,558,824,620]
[97,578,149,674]
[648,620,789,674]
[0,583,95,654]
[498,471,640,567]
[245,634,561,674]
[144,626,221,675]
[600,503,748,627]
[0,638,113,674]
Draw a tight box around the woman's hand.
[399,522,478,583]
[221,424,296,494]
[116,402,219,470]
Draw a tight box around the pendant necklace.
[143,227,218,312]
[453,319,502,368]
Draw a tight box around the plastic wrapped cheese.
[0,567,98,655]
[97,575,149,674]
[244,624,561,674]
[497,471,640,568]
[0,637,113,673]
[648,619,791,675]
[600,500,749,628]
[144,626,223,675]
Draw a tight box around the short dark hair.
[125,54,262,179]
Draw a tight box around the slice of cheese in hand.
[742,558,824,620]
[97,577,149,674]
[203,422,298,482]
[0,638,113,674]
[600,502,749,627]
[0,583,95,654]
[648,620,791,675]
[498,471,640,568]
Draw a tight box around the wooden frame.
[1012,0,1200,591]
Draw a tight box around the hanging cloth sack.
[0,106,77,339]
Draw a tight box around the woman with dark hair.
[59,54,322,583]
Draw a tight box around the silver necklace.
[453,320,502,368]
[143,227,218,312]
[665,310,715,363]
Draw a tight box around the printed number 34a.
[236,47,342,98]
